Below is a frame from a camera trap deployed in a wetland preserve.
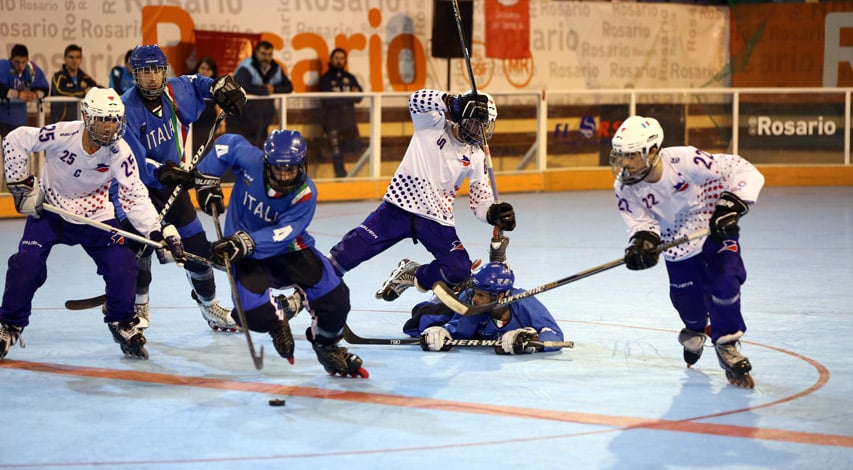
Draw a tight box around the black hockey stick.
[450,0,503,242]
[434,229,712,316]
[64,112,226,311]
[211,204,264,370]
[342,324,574,349]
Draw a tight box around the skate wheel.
[208,321,239,333]
[725,370,755,389]
[356,367,369,378]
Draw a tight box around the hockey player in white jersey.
[325,89,516,302]
[610,115,765,388]
[0,87,184,360]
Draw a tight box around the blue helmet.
[471,262,514,296]
[263,129,308,194]
[129,45,168,98]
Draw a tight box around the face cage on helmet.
[264,161,307,194]
[85,114,127,147]
[132,65,167,99]
[458,118,496,146]
[609,147,659,185]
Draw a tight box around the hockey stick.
[42,203,219,271]
[434,229,712,316]
[64,112,226,311]
[342,324,574,349]
[210,204,264,370]
[450,0,503,240]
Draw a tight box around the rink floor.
[1,186,851,469]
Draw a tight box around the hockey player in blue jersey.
[195,129,368,378]
[119,44,246,332]
[417,262,565,355]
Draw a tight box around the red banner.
[484,0,530,59]
[193,30,261,75]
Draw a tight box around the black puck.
[268,398,286,407]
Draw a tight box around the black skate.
[108,317,148,359]
[715,341,754,389]
[678,328,708,367]
[0,322,24,360]
[307,327,368,378]
[191,290,240,332]
[270,319,295,364]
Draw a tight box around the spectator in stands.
[110,49,134,95]
[231,41,293,148]
[0,44,49,138]
[50,44,102,122]
[319,48,363,178]
[190,56,225,156]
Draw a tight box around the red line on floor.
[1,358,848,448]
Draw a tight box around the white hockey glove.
[420,326,453,352]
[7,176,45,217]
[498,327,540,355]
[151,224,185,265]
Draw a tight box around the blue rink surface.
[0,186,851,469]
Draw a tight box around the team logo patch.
[459,155,471,167]
[449,240,466,252]
[111,233,126,246]
[94,163,110,173]
[674,181,689,192]
[718,240,739,253]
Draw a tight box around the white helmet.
[457,90,497,146]
[82,87,126,147]
[609,115,664,185]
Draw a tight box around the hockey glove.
[487,202,516,231]
[709,191,749,242]
[211,75,247,117]
[195,173,224,216]
[151,224,185,265]
[446,93,489,125]
[420,326,453,352]
[7,176,45,217]
[212,230,255,264]
[624,230,661,270]
[498,327,540,355]
[157,161,196,188]
[490,235,510,263]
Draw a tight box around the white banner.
[0,1,728,92]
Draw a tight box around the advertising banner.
[0,1,728,92]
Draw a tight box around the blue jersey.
[197,134,318,259]
[121,74,213,189]
[446,288,565,352]
[0,59,49,127]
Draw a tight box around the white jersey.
[614,145,764,261]
[383,89,495,226]
[3,121,160,236]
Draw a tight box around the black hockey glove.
[624,230,661,270]
[709,191,749,242]
[212,231,255,264]
[487,202,516,231]
[195,173,224,216]
[211,75,247,117]
[446,93,489,125]
[7,175,44,217]
[497,327,540,355]
[490,235,509,263]
[150,224,185,264]
[157,161,195,188]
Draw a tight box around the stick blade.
[431,281,494,316]
[65,295,107,310]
